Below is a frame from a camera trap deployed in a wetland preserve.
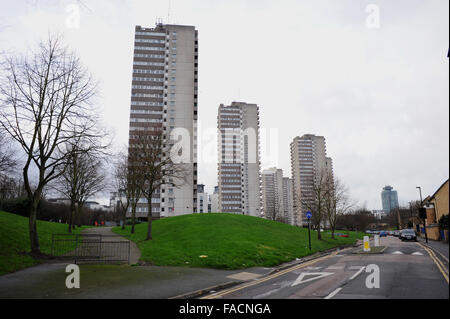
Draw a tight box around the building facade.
[209,186,219,213]
[282,177,295,225]
[290,134,333,226]
[262,168,284,221]
[421,179,449,241]
[381,185,399,213]
[217,102,261,217]
[128,24,198,219]
[197,184,208,213]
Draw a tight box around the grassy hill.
[0,211,86,276]
[113,213,365,269]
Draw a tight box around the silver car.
[399,229,417,241]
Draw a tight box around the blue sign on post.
[306,211,312,219]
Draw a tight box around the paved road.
[201,236,449,299]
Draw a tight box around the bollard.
[364,236,371,252]
[374,235,380,247]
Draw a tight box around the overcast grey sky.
[0,0,448,209]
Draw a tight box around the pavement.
[0,261,275,299]
[200,236,449,299]
[418,237,449,261]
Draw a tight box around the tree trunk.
[68,200,75,233]
[29,197,40,254]
[75,204,82,228]
[122,205,128,230]
[146,202,152,240]
[317,222,322,240]
[131,204,137,234]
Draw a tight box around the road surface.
[201,236,449,299]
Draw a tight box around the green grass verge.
[113,213,365,270]
[0,211,89,276]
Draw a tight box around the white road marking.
[305,266,322,270]
[349,266,365,270]
[412,252,424,256]
[349,266,366,280]
[391,251,404,255]
[324,287,342,299]
[326,266,345,270]
[253,288,282,299]
[291,272,334,286]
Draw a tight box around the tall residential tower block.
[217,102,262,217]
[290,134,333,226]
[128,24,198,219]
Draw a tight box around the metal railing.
[51,234,130,264]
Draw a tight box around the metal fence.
[51,234,130,264]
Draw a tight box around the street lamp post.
[416,186,428,243]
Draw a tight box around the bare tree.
[55,142,106,232]
[0,34,100,254]
[114,150,143,232]
[0,133,18,175]
[130,131,190,240]
[300,169,329,240]
[324,175,353,239]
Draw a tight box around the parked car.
[399,229,417,241]
[393,230,400,237]
[379,231,388,237]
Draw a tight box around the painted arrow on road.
[291,272,334,286]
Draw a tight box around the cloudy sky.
[0,0,448,209]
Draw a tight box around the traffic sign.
[306,211,312,219]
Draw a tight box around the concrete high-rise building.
[128,24,198,219]
[381,185,399,213]
[217,102,261,217]
[282,177,295,226]
[262,168,284,221]
[197,184,208,213]
[209,186,219,213]
[290,134,333,226]
[262,168,295,225]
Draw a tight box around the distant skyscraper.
[262,167,295,225]
[217,102,261,217]
[128,24,198,219]
[209,186,219,213]
[282,177,295,226]
[290,134,333,226]
[197,184,208,213]
[381,186,399,213]
[262,168,284,221]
